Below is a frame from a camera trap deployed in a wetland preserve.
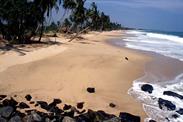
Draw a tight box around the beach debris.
[141,84,153,94]
[87,87,95,93]
[77,102,84,109]
[18,102,30,109]
[25,94,32,101]
[125,57,129,61]
[158,98,176,111]
[109,103,116,108]
[119,112,140,122]
[163,91,183,100]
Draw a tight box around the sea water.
[120,30,183,122]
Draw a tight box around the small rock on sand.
[87,87,95,93]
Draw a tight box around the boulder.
[37,101,49,110]
[172,114,179,119]
[141,84,153,94]
[119,112,140,122]
[9,116,22,122]
[149,120,156,122]
[103,117,121,122]
[0,106,14,118]
[48,98,62,107]
[25,94,32,101]
[0,95,7,99]
[63,104,72,110]
[163,91,183,100]
[0,116,7,122]
[77,102,84,109]
[18,102,30,109]
[87,87,95,93]
[62,116,76,122]
[158,98,176,111]
[2,98,18,107]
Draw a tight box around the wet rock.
[96,110,115,120]
[0,106,14,118]
[31,111,42,121]
[25,94,32,101]
[87,87,95,93]
[77,102,84,109]
[63,104,72,110]
[0,117,7,122]
[176,108,183,115]
[103,117,121,122]
[141,84,153,94]
[172,114,179,119]
[109,103,116,108]
[62,116,76,122]
[2,98,18,107]
[9,116,22,122]
[163,91,183,100]
[18,102,30,109]
[149,120,156,122]
[119,112,140,122]
[158,98,176,111]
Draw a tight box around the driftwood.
[68,26,90,42]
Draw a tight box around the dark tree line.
[0,0,122,44]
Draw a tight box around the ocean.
[118,30,183,122]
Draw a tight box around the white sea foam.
[123,30,183,61]
[125,30,183,122]
[129,73,183,122]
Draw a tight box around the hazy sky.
[85,0,183,32]
[52,0,183,32]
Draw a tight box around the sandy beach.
[0,31,153,120]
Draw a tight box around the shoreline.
[2,30,182,121]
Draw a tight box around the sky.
[52,0,183,32]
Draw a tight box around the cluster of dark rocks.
[140,84,183,121]
[0,94,141,122]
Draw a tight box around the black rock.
[25,94,32,101]
[30,101,35,104]
[0,106,14,118]
[176,108,183,115]
[163,91,183,100]
[31,111,42,122]
[0,95,7,99]
[141,84,153,94]
[125,57,129,61]
[77,102,84,109]
[158,98,176,111]
[2,98,18,107]
[9,115,22,122]
[0,116,7,122]
[103,117,121,122]
[109,103,116,108]
[48,98,62,107]
[172,114,179,119]
[149,120,156,122]
[62,116,76,122]
[63,104,72,110]
[87,87,95,93]
[96,110,115,120]
[119,112,140,122]
[18,102,30,109]
[37,101,49,110]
